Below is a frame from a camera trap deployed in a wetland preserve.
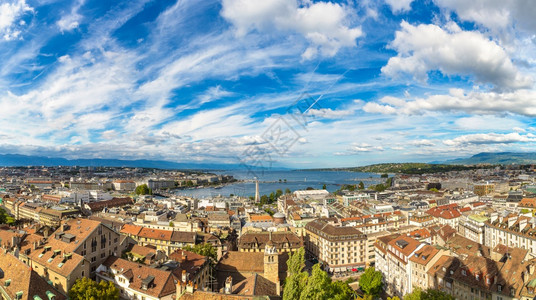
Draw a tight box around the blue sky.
[1,0,536,168]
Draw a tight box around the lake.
[175,170,383,199]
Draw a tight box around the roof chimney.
[224,276,233,294]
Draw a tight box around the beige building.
[49,218,125,277]
[409,245,445,291]
[238,231,302,253]
[305,219,367,273]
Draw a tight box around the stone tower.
[263,236,279,284]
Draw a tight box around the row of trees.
[283,248,354,300]
[387,287,455,300]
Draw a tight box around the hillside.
[445,152,536,165]
[308,163,486,175]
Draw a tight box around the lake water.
[175,170,382,199]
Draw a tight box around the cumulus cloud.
[411,139,435,147]
[0,0,32,41]
[335,143,384,155]
[444,132,536,146]
[382,21,532,89]
[221,0,362,59]
[433,0,536,35]
[385,0,414,13]
[363,88,536,117]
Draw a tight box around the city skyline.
[1,0,536,168]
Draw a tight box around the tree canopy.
[135,184,152,195]
[404,287,455,300]
[182,243,217,261]
[68,277,119,300]
[283,247,354,300]
[358,267,383,296]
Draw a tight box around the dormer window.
[498,284,502,292]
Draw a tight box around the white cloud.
[382,21,532,89]
[221,0,362,59]
[455,116,524,131]
[0,0,32,41]
[363,89,536,117]
[443,132,536,146]
[411,139,435,147]
[433,0,536,35]
[196,85,234,105]
[335,143,384,155]
[385,0,414,13]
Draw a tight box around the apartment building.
[374,235,424,297]
[458,214,488,244]
[409,245,446,291]
[120,224,197,255]
[50,218,125,277]
[0,252,66,300]
[19,234,90,295]
[426,204,462,229]
[304,219,367,273]
[484,213,536,255]
[96,256,176,300]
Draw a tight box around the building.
[121,224,198,255]
[304,219,367,273]
[375,235,424,297]
[409,245,445,291]
[147,179,176,190]
[215,244,284,297]
[474,183,495,196]
[18,233,90,295]
[112,180,136,191]
[96,256,176,300]
[484,213,536,255]
[49,218,125,277]
[458,214,488,244]
[426,204,462,229]
[169,249,211,291]
[238,231,302,253]
[0,252,66,300]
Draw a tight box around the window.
[101,253,106,258]
[91,256,96,263]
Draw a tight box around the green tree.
[429,188,439,192]
[283,248,353,300]
[0,207,8,224]
[404,288,454,300]
[306,187,315,190]
[322,184,327,190]
[275,189,283,198]
[381,173,389,178]
[300,264,331,300]
[359,267,383,296]
[169,221,174,227]
[68,277,119,300]
[285,188,291,194]
[358,181,365,190]
[135,184,152,195]
[182,243,217,261]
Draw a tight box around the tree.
[0,207,8,224]
[283,248,353,300]
[404,288,454,300]
[135,184,152,195]
[300,264,331,300]
[285,188,291,194]
[68,277,119,300]
[322,184,327,190]
[306,187,315,190]
[358,181,365,189]
[381,173,389,178]
[388,297,401,300]
[359,267,383,296]
[169,221,174,227]
[182,243,217,261]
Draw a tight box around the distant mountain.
[0,153,258,170]
[301,163,485,175]
[443,152,536,165]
